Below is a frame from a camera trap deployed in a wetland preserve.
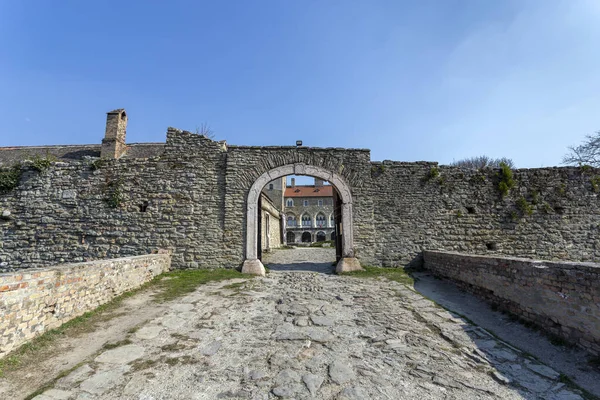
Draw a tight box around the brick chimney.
[101,109,128,159]
[291,178,295,187]
[314,178,324,187]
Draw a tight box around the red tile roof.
[284,185,333,197]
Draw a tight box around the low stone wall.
[423,251,600,355]
[0,254,170,357]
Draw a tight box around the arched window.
[286,215,297,227]
[286,231,296,243]
[316,213,326,228]
[286,199,293,207]
[302,232,312,242]
[330,214,335,227]
[302,214,312,227]
[316,231,326,242]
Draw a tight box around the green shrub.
[310,240,335,248]
[424,166,440,181]
[530,190,540,205]
[516,197,533,216]
[470,174,487,185]
[0,165,22,194]
[29,154,56,173]
[90,159,107,171]
[497,162,515,197]
[591,176,600,193]
[370,164,386,178]
[106,180,125,209]
[510,211,519,222]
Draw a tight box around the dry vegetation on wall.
[451,155,514,169]
[0,165,21,194]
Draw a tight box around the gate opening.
[242,163,361,276]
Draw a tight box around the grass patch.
[152,269,252,302]
[102,339,132,350]
[310,240,335,248]
[222,281,246,290]
[340,265,415,286]
[24,361,87,400]
[129,358,159,372]
[160,342,188,352]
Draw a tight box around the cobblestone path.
[33,249,588,399]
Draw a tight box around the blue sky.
[1,0,599,168]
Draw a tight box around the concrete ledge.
[423,250,600,355]
[0,254,171,358]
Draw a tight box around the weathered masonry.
[2,109,600,272]
[424,251,600,355]
[0,254,170,357]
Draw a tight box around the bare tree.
[195,122,215,139]
[563,131,600,167]
[451,155,514,169]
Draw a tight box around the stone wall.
[260,194,282,251]
[0,130,230,270]
[2,125,600,271]
[0,143,164,166]
[221,144,375,265]
[370,162,600,267]
[423,250,600,355]
[0,254,170,357]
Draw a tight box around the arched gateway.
[242,163,362,276]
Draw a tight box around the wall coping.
[0,254,170,278]
[228,145,371,152]
[423,250,600,271]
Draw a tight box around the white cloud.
[435,0,600,167]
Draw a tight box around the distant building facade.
[283,177,335,244]
[262,177,286,211]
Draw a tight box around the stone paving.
[32,249,589,399]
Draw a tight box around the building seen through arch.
[263,176,336,246]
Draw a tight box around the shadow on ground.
[411,271,600,398]
[263,247,336,274]
[266,261,335,274]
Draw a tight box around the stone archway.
[242,163,362,275]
